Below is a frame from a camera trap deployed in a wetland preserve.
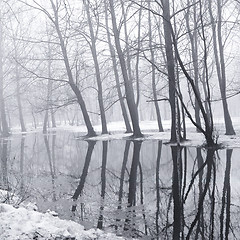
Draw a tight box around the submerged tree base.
[225,130,236,136]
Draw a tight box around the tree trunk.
[43,108,48,134]
[43,51,52,134]
[109,0,142,137]
[15,62,26,132]
[186,0,201,131]
[161,0,177,142]
[104,0,132,133]
[135,1,142,108]
[120,0,134,97]
[50,0,96,137]
[208,0,235,135]
[171,0,215,146]
[51,107,56,128]
[84,0,108,134]
[148,1,164,132]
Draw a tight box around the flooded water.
[1,131,240,239]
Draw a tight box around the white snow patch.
[0,203,127,240]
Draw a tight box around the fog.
[0,0,239,137]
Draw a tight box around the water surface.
[1,131,240,239]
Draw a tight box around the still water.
[1,131,240,239]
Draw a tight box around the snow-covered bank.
[9,119,240,148]
[85,130,240,148]
[0,203,126,240]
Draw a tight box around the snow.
[9,118,240,148]
[84,120,240,149]
[0,203,126,240]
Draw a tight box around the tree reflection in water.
[155,141,162,239]
[97,141,108,229]
[71,141,96,215]
[19,135,26,200]
[124,140,142,238]
[220,149,232,240]
[115,140,130,230]
[0,139,9,192]
[44,133,57,202]
[0,133,239,239]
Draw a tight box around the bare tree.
[109,0,142,137]
[83,0,108,134]
[148,0,164,132]
[104,0,132,133]
[22,0,96,136]
[185,0,202,131]
[208,0,235,135]
[161,0,179,142]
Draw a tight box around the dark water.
[1,131,240,239]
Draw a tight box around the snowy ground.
[59,119,240,148]
[0,202,126,240]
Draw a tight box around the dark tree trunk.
[148,1,164,132]
[104,0,132,133]
[84,0,108,134]
[109,1,142,138]
[161,0,177,142]
[186,0,201,131]
[120,0,134,99]
[170,0,215,147]
[208,0,235,135]
[135,1,142,108]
